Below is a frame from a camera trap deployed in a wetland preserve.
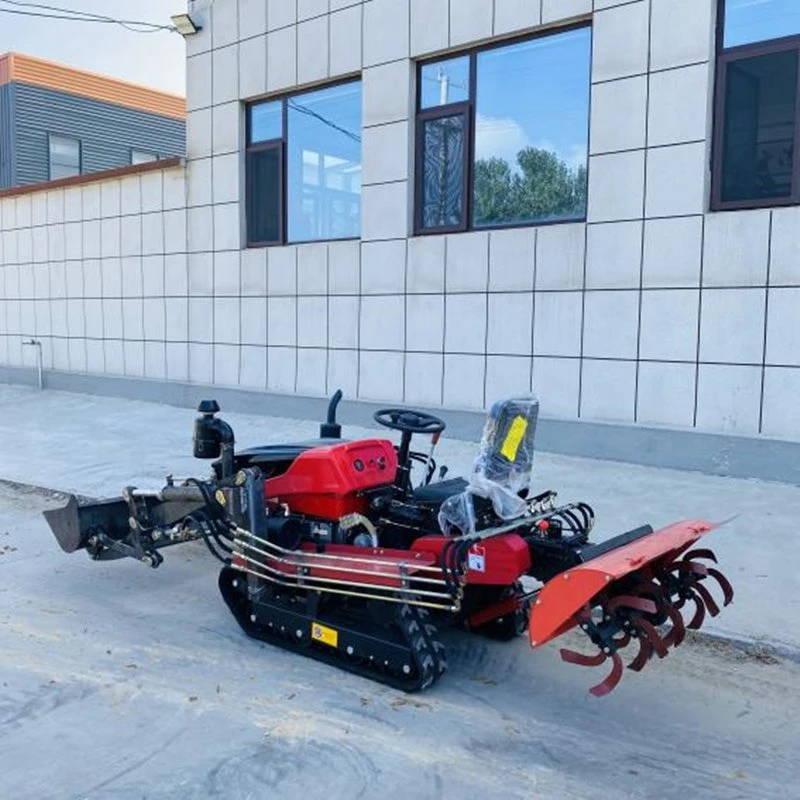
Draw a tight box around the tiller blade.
[529,520,734,697]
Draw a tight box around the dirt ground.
[1,482,798,800]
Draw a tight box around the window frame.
[711,0,800,211]
[48,134,81,181]
[413,21,592,237]
[245,76,362,248]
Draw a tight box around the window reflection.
[420,114,466,228]
[250,101,282,144]
[287,82,362,243]
[721,50,797,202]
[420,56,470,109]
[49,135,80,179]
[725,0,800,49]
[472,28,591,227]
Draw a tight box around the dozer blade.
[529,520,734,696]
[43,488,208,563]
[44,494,131,555]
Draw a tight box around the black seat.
[412,477,469,506]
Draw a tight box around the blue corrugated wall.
[0,84,14,188]
[3,83,185,188]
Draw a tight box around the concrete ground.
[1,385,799,798]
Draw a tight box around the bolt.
[232,580,238,588]
[250,614,256,623]
[403,665,411,674]
[296,629,302,639]
[346,645,354,655]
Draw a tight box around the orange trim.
[0,52,185,119]
[0,157,184,199]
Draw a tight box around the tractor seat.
[412,477,469,506]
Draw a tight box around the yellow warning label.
[500,416,528,462]
[311,622,339,648]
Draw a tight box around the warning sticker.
[500,416,528,462]
[311,622,339,648]
[468,545,486,573]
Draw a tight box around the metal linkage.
[230,525,461,613]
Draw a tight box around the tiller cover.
[530,520,734,696]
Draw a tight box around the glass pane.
[721,50,797,203]
[420,56,470,108]
[50,162,80,180]
[49,136,79,167]
[131,151,157,164]
[247,146,281,243]
[725,0,800,48]
[419,114,465,229]
[472,28,591,228]
[249,100,282,144]
[287,81,361,242]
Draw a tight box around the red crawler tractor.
[44,392,734,696]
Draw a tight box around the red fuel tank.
[265,439,398,519]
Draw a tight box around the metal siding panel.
[12,84,186,187]
[0,84,14,188]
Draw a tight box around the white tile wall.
[648,64,711,147]
[494,0,541,35]
[592,1,649,83]
[449,0,493,47]
[588,150,645,222]
[532,357,580,419]
[1,0,799,447]
[585,221,642,289]
[410,0,448,57]
[639,289,699,362]
[702,210,770,287]
[590,76,648,154]
[695,364,762,434]
[645,142,707,218]
[636,361,696,428]
[699,289,767,365]
[580,359,636,422]
[445,294,487,354]
[650,0,714,72]
[363,0,409,67]
[582,290,639,359]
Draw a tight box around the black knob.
[198,399,220,415]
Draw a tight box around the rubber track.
[218,566,447,693]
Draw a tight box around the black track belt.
[218,566,447,692]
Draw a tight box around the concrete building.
[0,52,186,188]
[1,0,799,480]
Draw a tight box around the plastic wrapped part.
[438,395,539,535]
[475,395,538,490]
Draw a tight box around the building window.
[131,150,158,165]
[49,135,81,180]
[414,25,591,235]
[246,80,362,246]
[713,0,800,209]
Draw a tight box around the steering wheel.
[373,408,446,436]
